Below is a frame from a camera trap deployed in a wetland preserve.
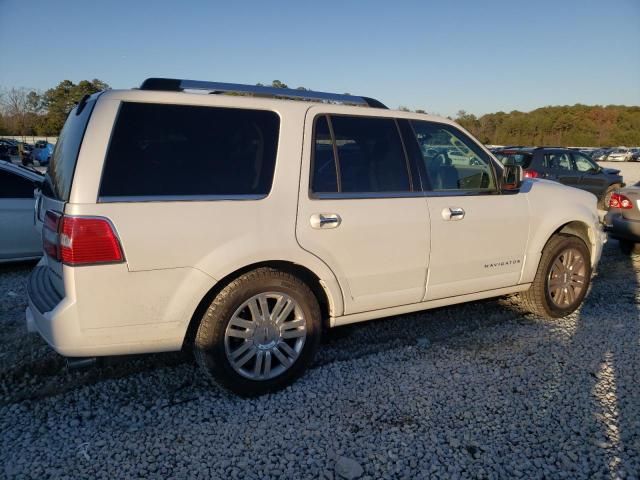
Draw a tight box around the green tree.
[41,79,109,134]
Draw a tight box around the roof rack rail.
[139,78,388,109]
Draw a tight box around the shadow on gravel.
[0,260,531,406]
[565,240,639,477]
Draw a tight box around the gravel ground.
[1,165,640,479]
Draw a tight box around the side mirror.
[502,165,523,190]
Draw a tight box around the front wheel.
[518,234,592,318]
[194,268,321,396]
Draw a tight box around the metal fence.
[0,135,58,144]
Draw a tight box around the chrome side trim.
[98,194,266,203]
[310,190,500,200]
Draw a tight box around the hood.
[601,167,621,175]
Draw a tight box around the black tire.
[194,267,321,396]
[619,239,640,256]
[518,234,592,319]
[599,184,620,210]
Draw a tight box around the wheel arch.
[182,260,335,349]
[522,217,600,284]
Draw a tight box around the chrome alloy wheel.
[224,292,307,380]
[547,247,587,307]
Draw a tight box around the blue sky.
[1,0,638,116]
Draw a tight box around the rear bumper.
[604,212,640,242]
[25,263,214,357]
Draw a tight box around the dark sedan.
[494,147,624,209]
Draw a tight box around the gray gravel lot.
[1,163,639,479]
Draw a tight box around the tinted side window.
[311,116,338,193]
[409,121,496,191]
[0,170,36,198]
[330,115,410,193]
[100,103,280,198]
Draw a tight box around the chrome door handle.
[310,213,342,229]
[442,207,465,221]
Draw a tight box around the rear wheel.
[519,234,591,318]
[194,268,321,396]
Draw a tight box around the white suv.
[26,78,605,395]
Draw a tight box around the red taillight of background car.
[523,169,540,179]
[609,193,633,210]
[42,210,124,265]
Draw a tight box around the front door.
[571,151,607,197]
[406,120,530,300]
[296,110,430,315]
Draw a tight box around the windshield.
[42,98,96,200]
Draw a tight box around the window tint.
[572,152,597,173]
[0,170,36,198]
[311,115,410,194]
[543,153,573,171]
[311,116,338,193]
[44,99,96,200]
[409,121,496,191]
[100,103,280,198]
[495,151,533,168]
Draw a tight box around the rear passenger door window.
[311,115,412,195]
[543,153,573,171]
[99,103,280,199]
[409,121,496,192]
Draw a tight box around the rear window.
[43,99,96,200]
[495,151,533,168]
[99,103,280,199]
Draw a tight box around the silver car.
[605,183,640,254]
[0,160,43,262]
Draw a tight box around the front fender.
[520,180,603,284]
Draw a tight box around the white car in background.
[607,148,633,162]
[0,161,43,262]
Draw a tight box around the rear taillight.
[523,169,540,179]
[609,193,633,210]
[43,210,61,259]
[42,210,124,265]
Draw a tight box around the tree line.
[0,79,109,136]
[455,105,640,146]
[2,79,639,146]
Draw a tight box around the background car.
[592,148,614,162]
[30,141,54,166]
[0,160,43,262]
[494,146,624,209]
[604,183,640,255]
[607,148,633,162]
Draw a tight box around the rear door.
[0,169,41,260]
[296,110,430,315]
[36,97,98,293]
[543,151,581,188]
